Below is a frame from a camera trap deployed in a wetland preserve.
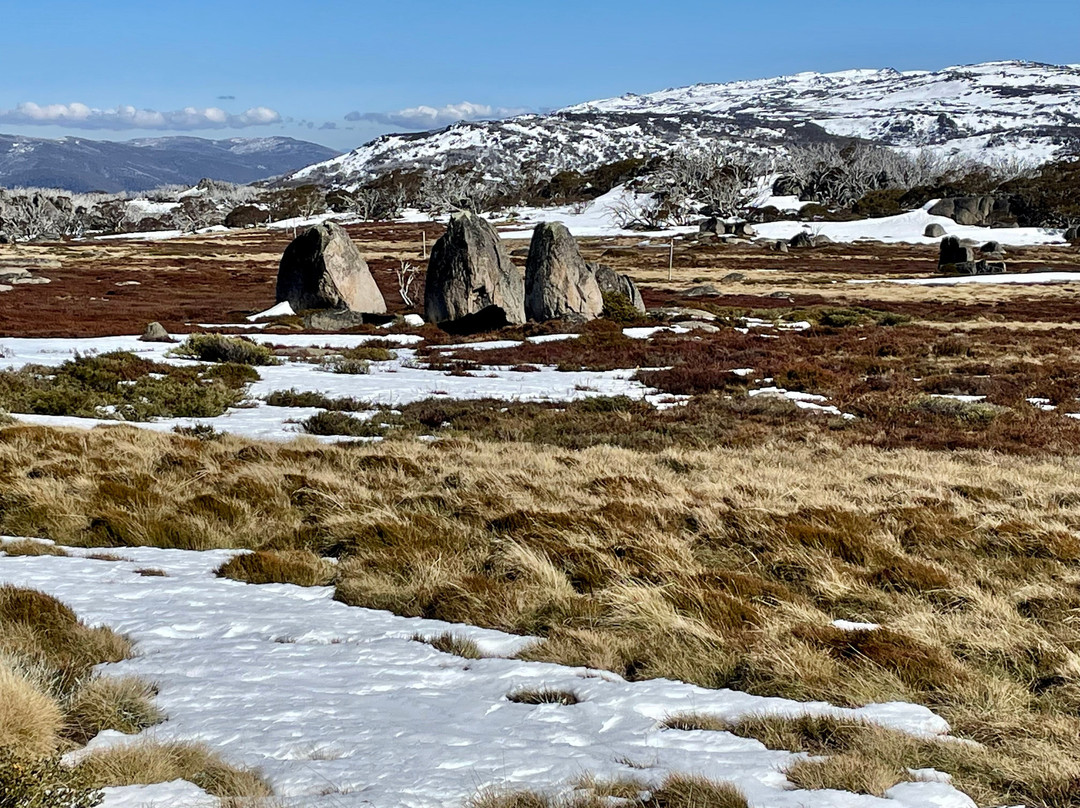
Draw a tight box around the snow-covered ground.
[853,270,1080,286]
[754,205,1064,247]
[0,542,975,808]
[0,330,672,440]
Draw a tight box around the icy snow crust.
[0,545,974,808]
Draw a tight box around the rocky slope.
[287,61,1080,188]
[0,135,339,192]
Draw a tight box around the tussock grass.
[0,586,162,771]
[76,740,272,799]
[216,550,335,587]
[0,658,64,758]
[0,585,131,687]
[1,539,69,556]
[469,774,746,808]
[0,748,102,808]
[413,632,484,659]
[785,755,910,797]
[173,333,279,366]
[506,688,580,706]
[8,425,1080,801]
[63,676,164,746]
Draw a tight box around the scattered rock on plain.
[140,322,174,343]
[277,222,386,314]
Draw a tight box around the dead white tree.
[395,260,421,307]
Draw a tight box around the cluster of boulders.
[425,213,643,331]
[928,196,1017,228]
[938,236,1007,276]
[273,214,644,333]
[698,218,757,239]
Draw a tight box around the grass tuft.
[216,550,335,587]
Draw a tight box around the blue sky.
[1,0,1077,152]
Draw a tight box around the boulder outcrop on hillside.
[276,222,386,313]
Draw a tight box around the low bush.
[0,351,248,421]
[414,633,484,659]
[323,357,370,375]
[301,411,386,437]
[602,292,648,325]
[506,688,580,706]
[0,748,102,808]
[265,389,368,411]
[173,334,279,366]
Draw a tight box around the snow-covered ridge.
[287,60,1080,189]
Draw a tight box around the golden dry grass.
[216,549,336,587]
[0,539,69,557]
[63,676,165,746]
[470,773,746,808]
[0,658,64,759]
[76,740,272,799]
[9,424,1080,802]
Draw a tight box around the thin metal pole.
[668,238,674,281]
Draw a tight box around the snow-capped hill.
[287,60,1080,189]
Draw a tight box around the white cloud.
[345,101,530,130]
[0,102,282,130]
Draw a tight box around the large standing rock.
[590,262,646,313]
[525,222,603,322]
[424,212,525,329]
[276,222,386,313]
[939,236,975,268]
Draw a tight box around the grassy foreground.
[2,423,1080,804]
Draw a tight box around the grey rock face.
[1065,226,1079,242]
[424,212,525,328]
[525,222,603,322]
[924,223,947,238]
[928,196,1013,227]
[939,236,975,267]
[276,222,386,314]
[140,322,174,343]
[590,262,646,313]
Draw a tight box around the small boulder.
[698,217,724,236]
[525,222,603,322]
[811,234,833,247]
[981,241,1004,255]
[789,232,815,248]
[939,236,975,268]
[140,322,174,343]
[589,263,645,312]
[1066,226,1080,242]
[685,284,722,297]
[731,221,757,238]
[924,223,947,238]
[277,222,386,314]
[720,272,746,283]
[771,240,790,253]
[425,212,525,329]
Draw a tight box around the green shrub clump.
[0,750,102,808]
[601,292,646,325]
[0,352,250,421]
[173,334,279,366]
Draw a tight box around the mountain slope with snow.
[288,61,1080,188]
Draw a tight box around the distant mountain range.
[0,135,340,192]
[286,60,1080,188]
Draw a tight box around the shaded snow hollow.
[0,543,974,808]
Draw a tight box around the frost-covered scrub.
[4,425,1080,804]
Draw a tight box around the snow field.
[0,543,975,808]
